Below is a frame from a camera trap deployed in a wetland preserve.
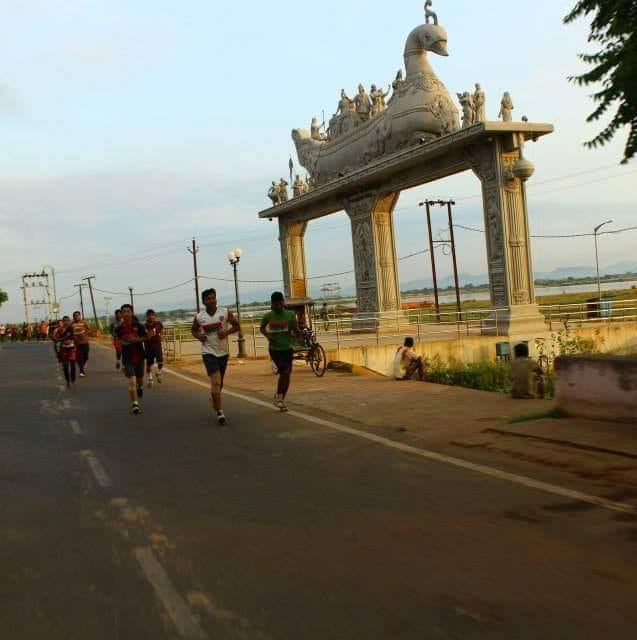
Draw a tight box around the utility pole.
[419,199,462,322]
[422,201,440,321]
[83,275,101,332]
[74,283,86,317]
[21,282,29,326]
[188,238,201,312]
[445,200,462,320]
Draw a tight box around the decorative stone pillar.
[465,139,547,336]
[344,190,401,315]
[278,219,308,299]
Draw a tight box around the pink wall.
[555,356,637,423]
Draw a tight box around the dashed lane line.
[163,366,637,517]
[81,451,112,488]
[61,398,71,410]
[69,419,83,435]
[134,547,208,640]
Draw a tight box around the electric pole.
[74,283,86,317]
[83,275,102,332]
[419,199,462,322]
[188,238,201,312]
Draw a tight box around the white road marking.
[163,366,637,516]
[81,451,111,488]
[69,419,83,435]
[58,385,65,392]
[134,547,208,640]
[61,398,71,410]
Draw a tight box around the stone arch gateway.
[258,5,553,337]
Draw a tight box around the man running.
[260,291,299,412]
[145,309,164,387]
[71,311,91,377]
[110,309,123,370]
[116,304,147,415]
[53,316,77,388]
[191,288,239,425]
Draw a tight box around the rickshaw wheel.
[310,344,327,377]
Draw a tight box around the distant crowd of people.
[0,320,54,342]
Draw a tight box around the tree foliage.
[0,289,7,308]
[565,0,637,163]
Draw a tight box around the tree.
[565,0,637,163]
[0,289,7,308]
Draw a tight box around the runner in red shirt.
[116,304,148,415]
[110,309,123,370]
[71,311,91,377]
[53,316,77,388]
[145,309,164,387]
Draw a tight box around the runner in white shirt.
[191,288,240,425]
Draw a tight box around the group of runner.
[0,321,51,342]
[47,288,298,423]
[191,288,299,425]
[49,308,164,415]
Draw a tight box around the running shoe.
[79,372,86,378]
[216,410,227,426]
[147,375,154,389]
[279,400,289,413]
[115,361,121,370]
[273,394,282,409]
[156,372,162,383]
[137,386,144,398]
[132,402,142,415]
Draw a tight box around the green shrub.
[423,355,512,394]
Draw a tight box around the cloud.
[0,83,25,116]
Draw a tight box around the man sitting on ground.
[393,337,425,381]
[510,342,544,399]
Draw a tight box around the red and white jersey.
[195,307,229,357]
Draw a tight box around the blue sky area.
[1,0,636,321]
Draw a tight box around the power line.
[453,223,637,239]
[92,279,194,297]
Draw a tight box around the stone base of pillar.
[483,304,548,338]
[351,312,405,334]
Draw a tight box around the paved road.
[2,342,636,639]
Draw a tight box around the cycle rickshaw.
[285,297,328,377]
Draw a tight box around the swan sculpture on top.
[291,1,460,187]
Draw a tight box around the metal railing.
[540,296,637,330]
[161,298,637,362]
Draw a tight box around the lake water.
[408,279,637,305]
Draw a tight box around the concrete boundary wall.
[326,323,637,377]
[555,356,637,423]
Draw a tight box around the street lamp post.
[128,285,134,309]
[227,248,247,358]
[593,220,613,303]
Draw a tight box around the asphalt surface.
[1,341,637,639]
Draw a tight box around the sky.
[0,0,636,322]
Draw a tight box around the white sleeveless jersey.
[196,307,230,357]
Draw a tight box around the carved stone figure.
[457,91,475,128]
[304,175,313,192]
[473,83,486,122]
[370,84,391,117]
[292,4,460,184]
[311,117,327,141]
[392,69,403,93]
[278,178,289,203]
[292,174,305,197]
[498,92,514,122]
[354,84,373,122]
[337,89,353,115]
[267,181,280,206]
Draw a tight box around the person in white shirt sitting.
[393,337,425,381]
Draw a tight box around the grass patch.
[507,407,567,425]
